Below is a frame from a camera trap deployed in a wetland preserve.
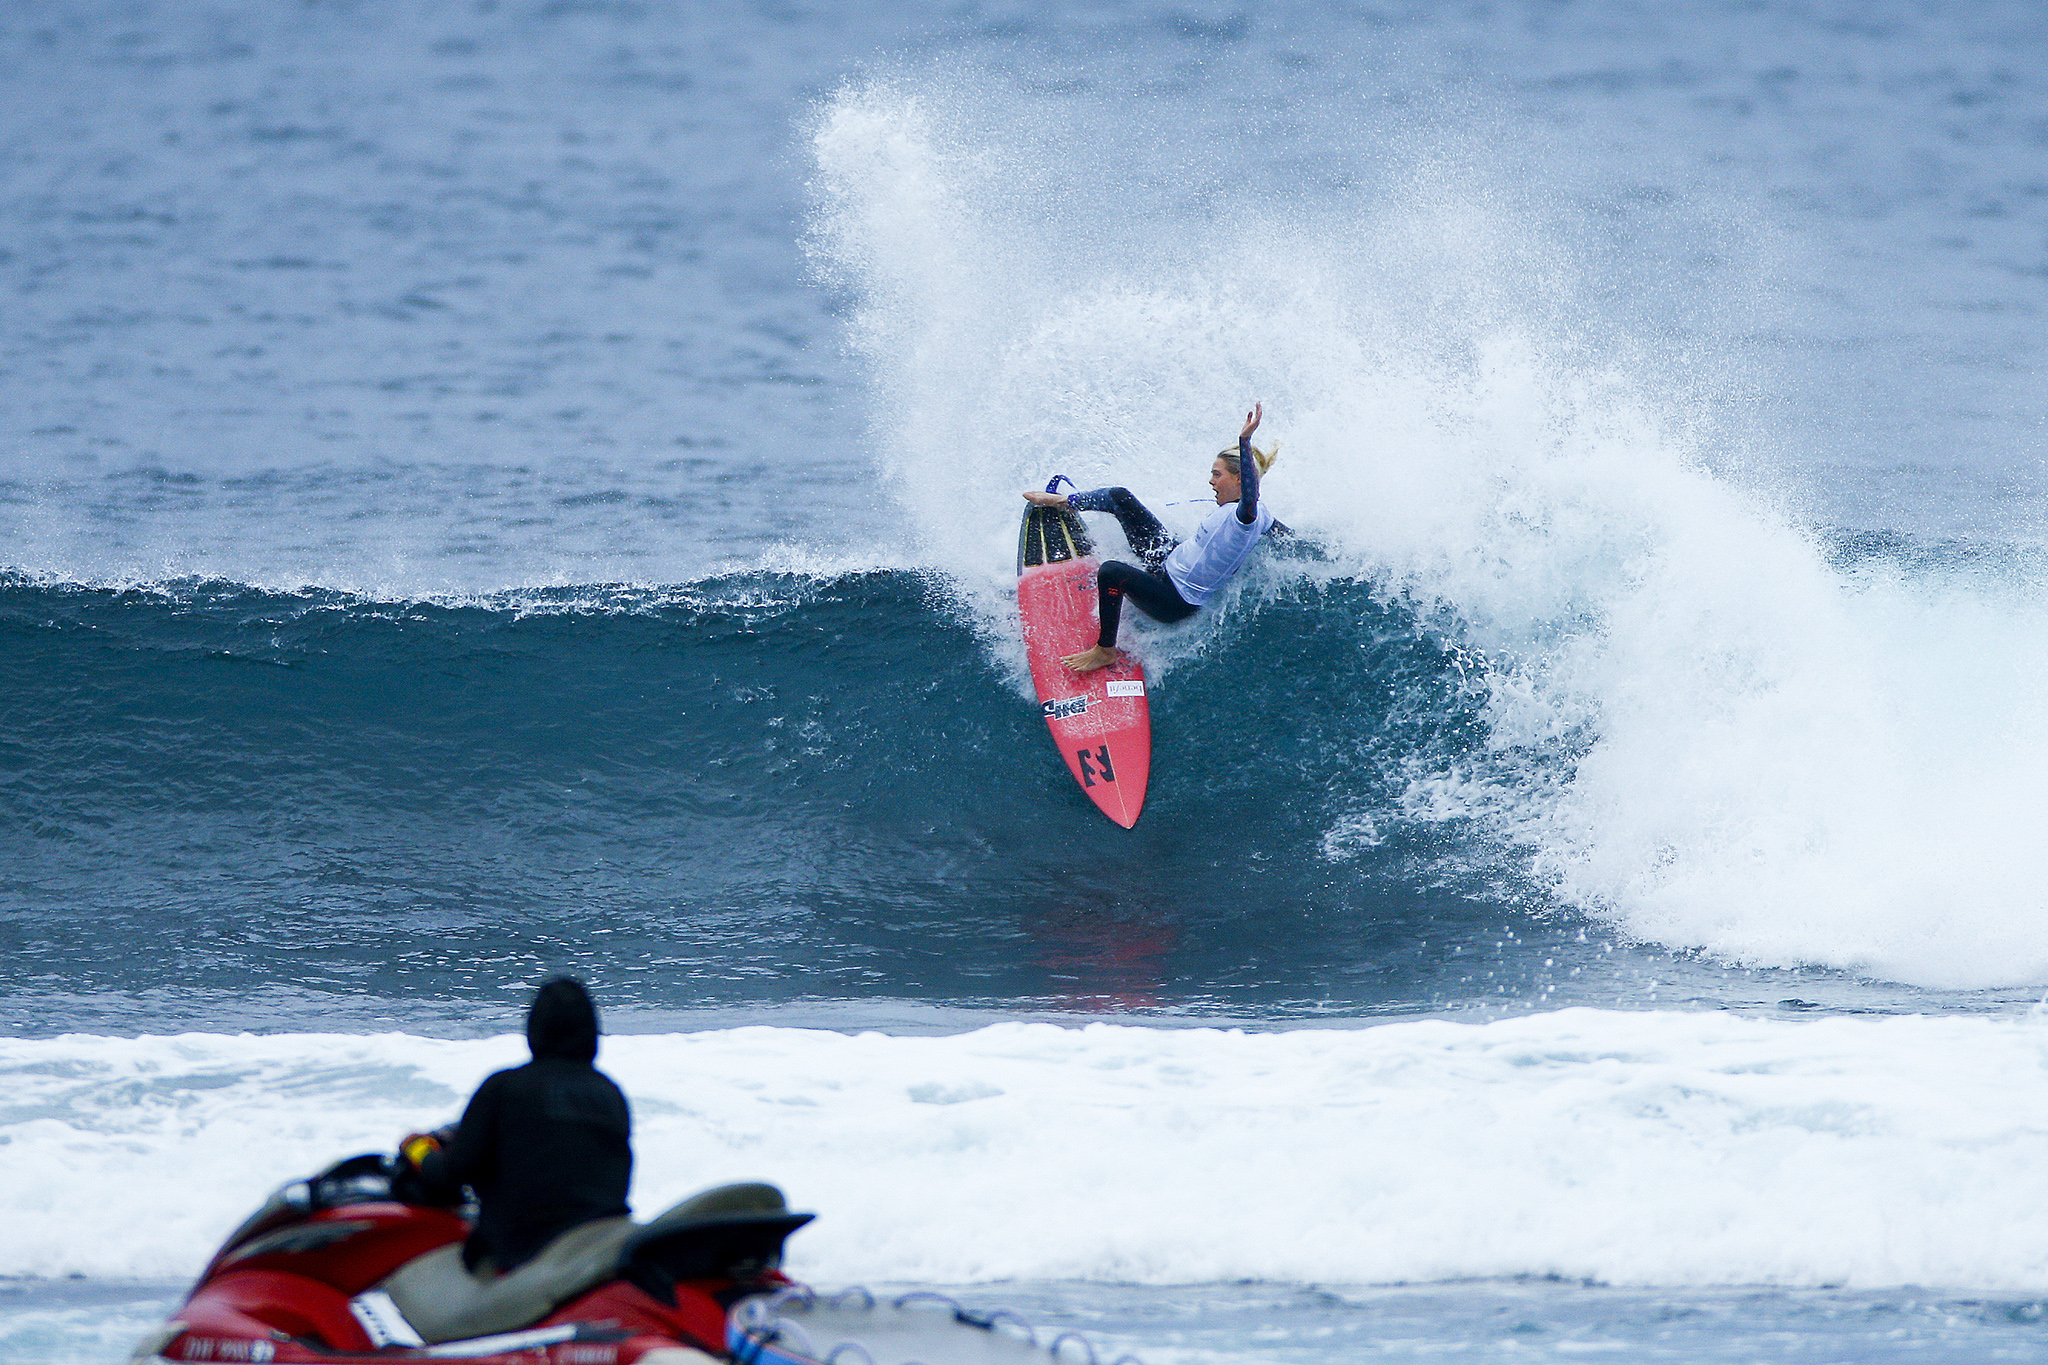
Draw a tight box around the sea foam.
[7,1012,2048,1289]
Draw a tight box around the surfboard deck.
[1017,502,1151,828]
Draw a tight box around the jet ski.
[133,1151,813,1364]
[133,1151,1143,1365]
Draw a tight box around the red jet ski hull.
[142,1157,798,1365]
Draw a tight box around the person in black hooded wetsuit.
[403,977,632,1275]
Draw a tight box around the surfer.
[1024,403,1277,673]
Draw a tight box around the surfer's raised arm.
[1020,403,1279,675]
[1235,402,1263,525]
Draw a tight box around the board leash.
[1044,475,1210,506]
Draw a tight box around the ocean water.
[6,0,2048,1361]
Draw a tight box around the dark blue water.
[0,567,1527,1029]
[1,563,2007,1037]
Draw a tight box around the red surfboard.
[1017,500,1152,828]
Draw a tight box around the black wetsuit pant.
[1065,487,1199,647]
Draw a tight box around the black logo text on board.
[1077,746,1117,786]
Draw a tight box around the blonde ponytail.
[1216,442,1279,477]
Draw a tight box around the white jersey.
[1163,500,1274,606]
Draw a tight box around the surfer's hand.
[1061,645,1120,673]
[1023,490,1070,507]
[1240,401,1262,442]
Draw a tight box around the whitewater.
[14,1013,2048,1288]
[8,0,2048,1362]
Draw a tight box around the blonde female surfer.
[1023,403,1277,673]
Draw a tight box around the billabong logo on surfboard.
[1042,695,1090,720]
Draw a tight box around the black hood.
[526,977,601,1061]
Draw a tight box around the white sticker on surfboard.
[1105,680,1145,698]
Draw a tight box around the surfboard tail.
[1018,503,1094,571]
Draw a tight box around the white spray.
[808,78,2048,989]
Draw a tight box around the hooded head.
[526,976,601,1062]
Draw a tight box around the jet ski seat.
[380,1181,806,1345]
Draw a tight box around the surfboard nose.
[1083,754,1147,828]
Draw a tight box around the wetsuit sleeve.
[1236,433,1260,525]
[1065,488,1118,512]
[417,1073,501,1201]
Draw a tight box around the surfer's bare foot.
[1062,645,1119,673]
[1023,490,1070,507]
